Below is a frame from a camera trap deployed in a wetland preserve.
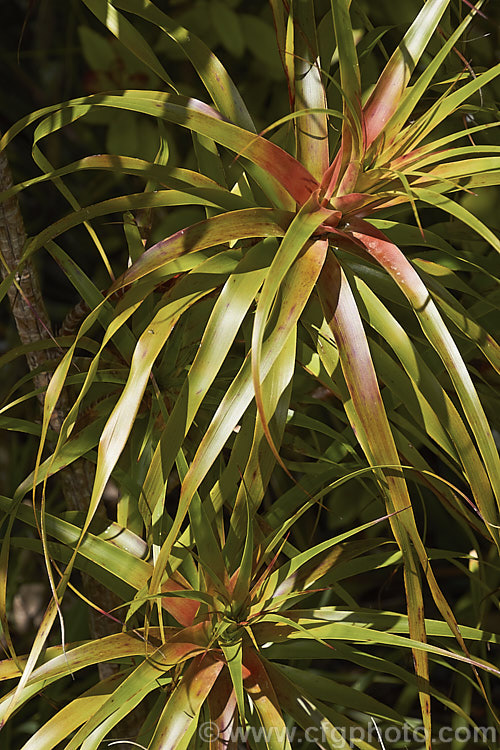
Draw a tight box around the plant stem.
[0,138,121,675]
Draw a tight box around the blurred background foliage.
[0,1,499,746]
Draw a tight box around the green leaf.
[393,62,500,156]
[232,492,253,606]
[137,239,273,550]
[210,1,244,58]
[364,0,450,146]
[21,671,130,750]
[409,186,500,253]
[112,208,291,290]
[380,1,485,150]
[318,251,434,738]
[92,251,236,532]
[243,646,293,750]
[112,0,255,130]
[146,236,328,609]
[220,639,245,727]
[252,616,500,677]
[349,219,500,538]
[349,272,496,529]
[240,15,283,76]
[78,25,115,71]
[294,0,329,180]
[0,495,150,591]
[251,198,331,458]
[81,0,178,90]
[149,654,224,750]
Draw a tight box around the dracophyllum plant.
[0,0,499,747]
[1,490,499,749]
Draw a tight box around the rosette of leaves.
[0,0,499,747]
[0,491,498,749]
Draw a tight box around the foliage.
[0,0,499,748]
